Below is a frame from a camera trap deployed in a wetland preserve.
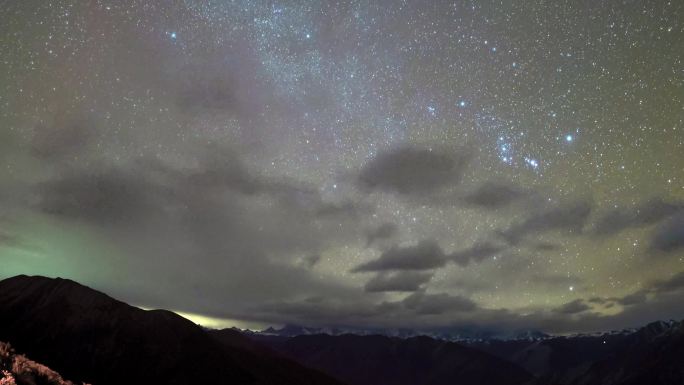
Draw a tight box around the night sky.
[1,0,683,334]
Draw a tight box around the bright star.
[458,101,466,107]
[565,134,573,142]
[170,32,177,39]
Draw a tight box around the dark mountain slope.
[569,320,684,385]
[209,328,345,385]
[258,333,535,385]
[464,320,684,385]
[466,333,633,382]
[0,275,344,385]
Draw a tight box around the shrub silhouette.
[0,342,89,385]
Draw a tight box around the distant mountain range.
[250,320,684,385]
[463,319,684,385]
[1,275,683,385]
[251,323,551,342]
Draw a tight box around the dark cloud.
[587,297,608,304]
[528,273,579,289]
[358,147,468,195]
[183,149,265,195]
[351,240,447,272]
[364,271,432,292]
[450,242,504,266]
[177,64,243,113]
[592,198,683,236]
[30,117,95,161]
[299,254,321,269]
[173,51,274,126]
[0,230,21,247]
[649,212,684,253]
[461,181,526,209]
[554,299,591,314]
[616,291,648,306]
[365,223,398,247]
[531,242,559,251]
[577,273,684,319]
[583,273,684,316]
[36,168,164,225]
[0,229,39,254]
[649,271,684,294]
[252,297,383,325]
[34,149,278,226]
[36,149,364,233]
[315,201,370,219]
[499,200,592,244]
[353,239,507,273]
[0,229,24,247]
[402,291,478,315]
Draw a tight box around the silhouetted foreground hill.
[253,333,535,385]
[0,275,343,385]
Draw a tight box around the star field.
[0,0,683,333]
